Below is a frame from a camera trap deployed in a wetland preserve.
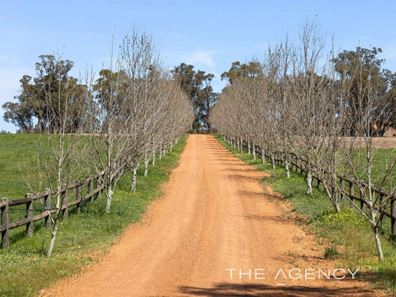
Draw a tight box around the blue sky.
[1,0,396,131]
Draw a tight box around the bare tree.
[118,31,192,192]
[212,23,395,261]
[90,59,130,213]
[36,55,92,257]
[339,57,396,260]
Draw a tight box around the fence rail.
[0,164,125,248]
[224,136,396,237]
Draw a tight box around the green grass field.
[0,134,187,297]
[0,134,43,199]
[216,135,396,294]
[348,148,396,190]
[0,133,93,199]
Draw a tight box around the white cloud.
[183,49,215,69]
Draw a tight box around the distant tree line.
[2,59,217,134]
[220,50,396,133]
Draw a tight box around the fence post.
[76,185,82,213]
[88,179,94,203]
[348,181,354,196]
[360,190,364,210]
[44,189,51,228]
[26,193,33,237]
[339,177,344,200]
[348,181,354,206]
[62,189,68,219]
[378,192,385,231]
[96,177,102,201]
[391,196,396,238]
[1,198,10,248]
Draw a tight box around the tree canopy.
[2,55,92,133]
[221,61,263,85]
[172,63,217,132]
[332,47,396,132]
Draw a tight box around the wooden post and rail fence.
[0,164,124,248]
[223,135,396,238]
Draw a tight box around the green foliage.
[172,63,217,132]
[2,55,92,133]
[321,208,366,227]
[332,47,396,131]
[221,60,263,85]
[324,246,340,259]
[93,69,129,113]
[0,135,187,297]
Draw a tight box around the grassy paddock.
[0,134,187,297]
[0,133,92,200]
[0,134,43,199]
[216,135,396,294]
[349,148,396,190]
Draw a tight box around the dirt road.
[42,135,384,297]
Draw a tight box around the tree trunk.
[332,186,341,213]
[47,188,63,257]
[271,154,276,169]
[152,150,156,166]
[285,159,290,179]
[252,142,256,160]
[324,183,341,213]
[48,165,63,257]
[144,158,149,177]
[105,184,113,213]
[47,219,59,257]
[306,170,313,195]
[131,166,138,192]
[261,147,265,164]
[334,199,341,212]
[374,225,384,261]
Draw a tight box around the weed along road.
[42,135,383,297]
